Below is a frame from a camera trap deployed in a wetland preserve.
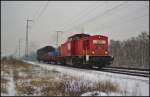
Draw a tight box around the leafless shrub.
[41,78,120,96]
[1,78,9,83]
[51,68,60,73]
[1,58,120,96]
[16,85,35,96]
[1,78,9,94]
[94,81,120,93]
[1,84,8,94]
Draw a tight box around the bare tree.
[109,32,149,69]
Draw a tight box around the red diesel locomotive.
[37,33,114,68]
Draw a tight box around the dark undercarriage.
[64,55,114,68]
[38,55,114,68]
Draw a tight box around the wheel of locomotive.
[47,61,50,64]
[74,63,84,68]
[38,59,41,63]
[87,65,93,69]
[98,63,106,69]
[98,66,103,69]
[65,57,74,67]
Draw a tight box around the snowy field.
[1,59,149,96]
[24,60,149,96]
[1,59,119,96]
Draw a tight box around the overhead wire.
[48,1,104,44]
[93,5,149,32]
[31,1,49,30]
[65,1,128,32]
[55,1,128,44]
[109,12,149,29]
[62,1,105,30]
[34,1,49,22]
[30,1,148,39]
[32,4,43,21]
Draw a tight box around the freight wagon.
[37,46,59,63]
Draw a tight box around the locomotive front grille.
[89,56,114,63]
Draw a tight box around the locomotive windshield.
[93,40,106,44]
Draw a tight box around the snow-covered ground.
[1,70,16,96]
[81,91,122,96]
[7,70,16,96]
[24,60,149,96]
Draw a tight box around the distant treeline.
[109,32,149,69]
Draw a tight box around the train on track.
[37,33,114,68]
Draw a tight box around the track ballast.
[35,61,150,78]
[95,66,149,77]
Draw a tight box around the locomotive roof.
[68,33,90,40]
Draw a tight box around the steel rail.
[98,67,149,77]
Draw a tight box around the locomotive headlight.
[105,51,108,54]
[92,51,95,54]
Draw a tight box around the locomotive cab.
[85,35,114,67]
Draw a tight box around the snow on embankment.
[7,70,16,96]
[24,60,149,96]
[1,70,16,96]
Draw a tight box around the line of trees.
[109,32,149,69]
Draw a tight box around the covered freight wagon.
[37,46,55,62]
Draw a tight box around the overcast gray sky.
[1,1,149,57]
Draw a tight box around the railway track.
[25,60,149,78]
[98,67,149,77]
[60,64,149,77]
